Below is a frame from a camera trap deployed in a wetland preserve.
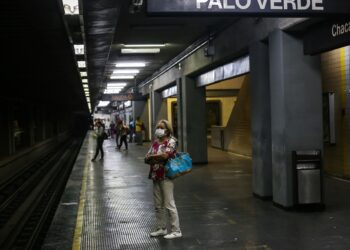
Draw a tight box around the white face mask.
[155,128,166,138]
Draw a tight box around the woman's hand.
[144,154,151,164]
[144,154,168,164]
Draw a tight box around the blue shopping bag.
[165,152,192,179]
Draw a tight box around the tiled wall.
[321,46,350,178]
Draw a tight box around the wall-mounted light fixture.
[78,61,86,68]
[74,44,84,55]
[63,0,79,15]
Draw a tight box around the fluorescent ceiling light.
[82,79,88,83]
[106,87,123,90]
[107,86,123,89]
[115,62,146,68]
[98,101,110,107]
[104,90,121,94]
[74,44,84,55]
[105,88,121,91]
[63,0,79,15]
[107,83,127,87]
[78,61,86,68]
[105,89,121,92]
[121,48,160,54]
[83,84,88,88]
[80,72,87,77]
[107,86,125,89]
[110,75,134,79]
[123,44,165,48]
[113,69,140,74]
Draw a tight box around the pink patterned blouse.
[147,137,177,181]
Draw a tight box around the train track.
[0,137,83,249]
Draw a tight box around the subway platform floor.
[42,133,350,250]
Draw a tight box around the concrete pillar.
[250,41,272,199]
[150,88,163,134]
[176,78,184,151]
[269,29,323,208]
[156,99,168,124]
[177,76,208,164]
[133,100,146,120]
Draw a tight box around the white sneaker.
[164,231,182,239]
[150,228,167,237]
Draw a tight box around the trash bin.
[292,150,324,208]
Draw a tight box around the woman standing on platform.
[145,119,182,239]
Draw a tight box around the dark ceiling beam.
[83,0,123,108]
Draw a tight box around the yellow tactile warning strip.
[72,157,89,250]
[340,47,349,176]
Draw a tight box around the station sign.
[304,19,350,55]
[102,93,145,102]
[147,0,350,16]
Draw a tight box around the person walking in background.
[109,121,115,138]
[135,116,144,145]
[118,122,129,151]
[91,120,105,161]
[115,118,123,149]
[129,118,135,143]
[144,119,182,239]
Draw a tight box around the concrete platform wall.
[223,75,252,157]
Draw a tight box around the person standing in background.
[129,118,135,143]
[109,121,115,138]
[91,120,105,161]
[118,122,129,151]
[135,116,144,145]
[115,118,123,149]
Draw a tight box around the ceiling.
[81,0,236,109]
[2,0,235,113]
